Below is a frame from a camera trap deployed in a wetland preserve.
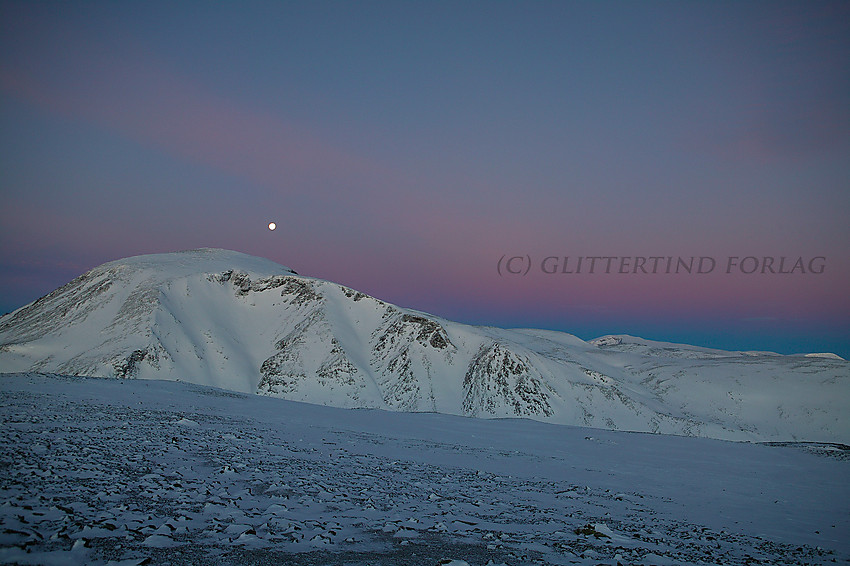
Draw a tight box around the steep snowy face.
[0,248,294,342]
[1,249,848,443]
[0,249,293,388]
[461,341,555,418]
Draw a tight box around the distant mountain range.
[1,248,847,442]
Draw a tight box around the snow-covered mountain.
[1,248,847,442]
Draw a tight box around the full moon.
[268,222,276,231]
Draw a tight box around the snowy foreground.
[1,374,848,566]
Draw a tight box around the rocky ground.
[1,373,847,565]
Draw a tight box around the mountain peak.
[95,248,297,278]
[1,249,848,443]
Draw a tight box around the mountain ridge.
[1,248,847,443]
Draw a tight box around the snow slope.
[0,248,847,442]
[1,373,848,565]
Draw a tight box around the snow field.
[1,373,848,565]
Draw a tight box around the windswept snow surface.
[1,249,848,443]
[1,373,848,566]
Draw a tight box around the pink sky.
[1,2,848,355]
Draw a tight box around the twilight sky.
[2,1,849,357]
